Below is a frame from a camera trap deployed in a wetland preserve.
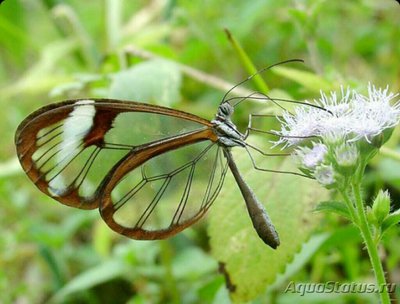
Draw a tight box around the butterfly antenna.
[220,59,304,105]
[227,93,333,115]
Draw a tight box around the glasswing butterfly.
[15,61,310,249]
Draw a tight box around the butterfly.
[15,61,308,249]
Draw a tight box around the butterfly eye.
[218,103,234,118]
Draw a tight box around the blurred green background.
[1,1,400,303]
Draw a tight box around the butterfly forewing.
[100,141,228,239]
[16,99,214,211]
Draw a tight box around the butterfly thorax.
[211,102,245,148]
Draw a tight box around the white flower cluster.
[275,84,400,187]
[274,84,400,148]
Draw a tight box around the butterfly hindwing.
[100,137,228,239]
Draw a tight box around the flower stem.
[352,182,391,304]
[339,187,359,225]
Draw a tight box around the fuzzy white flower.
[314,165,335,186]
[296,143,328,169]
[274,83,400,147]
[334,143,359,167]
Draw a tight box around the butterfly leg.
[243,113,283,140]
[244,145,311,178]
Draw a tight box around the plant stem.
[352,182,391,304]
[105,0,121,51]
[339,187,359,225]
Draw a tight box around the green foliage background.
[1,1,400,303]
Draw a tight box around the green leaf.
[225,29,269,94]
[313,200,351,220]
[381,209,400,235]
[271,66,334,93]
[270,233,330,290]
[108,59,182,106]
[51,260,128,303]
[39,245,64,290]
[208,140,328,302]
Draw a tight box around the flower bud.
[314,164,336,187]
[334,143,359,169]
[371,190,391,224]
[296,143,328,170]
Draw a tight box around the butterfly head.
[215,102,234,122]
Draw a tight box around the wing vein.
[171,163,195,226]
[136,177,172,228]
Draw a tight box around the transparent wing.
[100,140,228,240]
[15,99,213,209]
